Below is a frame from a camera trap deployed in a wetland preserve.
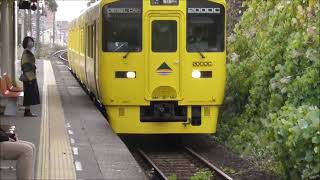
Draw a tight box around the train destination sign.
[106,8,141,14]
[151,0,178,5]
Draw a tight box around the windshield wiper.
[123,51,131,59]
[198,51,206,59]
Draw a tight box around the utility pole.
[23,10,28,36]
[52,12,55,46]
[29,9,32,36]
[36,0,40,58]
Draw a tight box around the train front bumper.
[105,105,220,134]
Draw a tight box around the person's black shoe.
[24,110,37,117]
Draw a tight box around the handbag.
[19,73,28,81]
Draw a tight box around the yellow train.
[68,0,226,134]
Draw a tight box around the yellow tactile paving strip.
[36,60,76,179]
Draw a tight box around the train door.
[95,19,102,101]
[92,20,99,97]
[147,16,181,100]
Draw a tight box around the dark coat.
[0,128,9,142]
[21,50,40,106]
[21,50,36,81]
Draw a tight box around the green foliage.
[226,0,245,35]
[190,169,213,180]
[270,105,320,179]
[168,174,177,180]
[217,0,320,179]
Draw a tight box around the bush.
[217,0,320,178]
[190,169,213,180]
[270,105,319,179]
[168,174,177,180]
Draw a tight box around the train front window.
[102,2,142,52]
[152,20,177,52]
[187,1,225,52]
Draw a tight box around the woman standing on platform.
[20,36,40,117]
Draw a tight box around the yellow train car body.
[68,0,227,134]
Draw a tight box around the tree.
[44,0,57,12]
[44,0,57,45]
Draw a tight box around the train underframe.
[105,102,219,134]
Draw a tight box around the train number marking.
[188,8,221,14]
[192,62,213,67]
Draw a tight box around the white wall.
[0,0,16,80]
[0,1,3,74]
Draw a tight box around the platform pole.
[12,0,17,82]
[0,1,2,74]
[0,0,10,75]
[36,0,40,58]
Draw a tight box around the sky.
[55,1,90,22]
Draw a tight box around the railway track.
[53,50,233,180]
[52,49,68,60]
[52,49,69,66]
[138,147,233,180]
[53,49,71,70]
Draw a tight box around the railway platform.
[0,56,146,180]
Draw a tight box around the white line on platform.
[75,161,83,171]
[72,147,79,155]
[70,138,75,144]
[66,123,71,128]
[68,130,74,135]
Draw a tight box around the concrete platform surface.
[0,57,146,180]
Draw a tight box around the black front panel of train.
[140,102,188,122]
[102,0,142,52]
[187,0,225,52]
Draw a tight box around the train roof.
[69,1,101,26]
[68,0,227,28]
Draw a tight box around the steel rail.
[52,49,69,63]
[137,148,168,180]
[138,147,233,180]
[52,49,67,57]
[54,50,70,71]
[185,147,234,180]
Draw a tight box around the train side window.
[80,28,84,54]
[91,25,94,58]
[89,25,92,58]
[102,1,142,52]
[89,25,91,58]
[87,26,90,57]
[93,22,96,59]
[152,20,177,52]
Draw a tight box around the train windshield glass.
[152,20,177,52]
[102,2,142,52]
[187,1,225,52]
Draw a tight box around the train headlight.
[192,70,201,79]
[126,71,136,79]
